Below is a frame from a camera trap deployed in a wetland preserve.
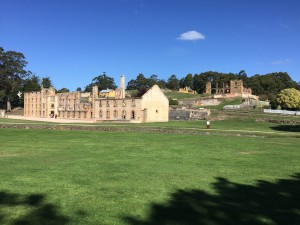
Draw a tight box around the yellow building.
[179,86,197,94]
[99,89,116,98]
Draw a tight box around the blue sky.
[1,0,300,90]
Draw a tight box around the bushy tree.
[166,74,179,91]
[22,74,41,92]
[41,77,53,88]
[0,47,29,110]
[91,72,117,91]
[277,88,300,110]
[56,87,70,93]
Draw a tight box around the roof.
[100,89,113,93]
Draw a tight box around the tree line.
[127,71,300,105]
[1,47,299,110]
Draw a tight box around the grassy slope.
[0,125,299,224]
[164,91,201,100]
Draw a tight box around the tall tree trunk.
[7,97,11,111]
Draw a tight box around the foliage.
[166,74,179,91]
[127,74,152,96]
[92,72,117,91]
[181,73,194,89]
[84,84,92,92]
[168,98,178,105]
[22,74,41,92]
[277,88,300,110]
[0,47,29,110]
[56,87,70,93]
[41,77,53,88]
[127,74,166,95]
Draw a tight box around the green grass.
[198,97,244,110]
[0,122,299,225]
[164,91,201,100]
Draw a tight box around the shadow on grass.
[124,174,300,225]
[0,191,70,225]
[271,125,300,132]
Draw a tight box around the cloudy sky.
[1,0,299,90]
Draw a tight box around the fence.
[264,109,300,116]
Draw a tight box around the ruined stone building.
[24,76,169,123]
[178,86,197,94]
[205,80,258,99]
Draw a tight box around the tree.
[166,74,179,91]
[91,72,117,91]
[277,88,300,110]
[56,87,70,93]
[127,74,155,96]
[84,84,92,92]
[0,47,29,110]
[22,74,41,92]
[127,74,149,90]
[148,74,159,87]
[41,77,53,88]
[183,73,194,88]
[76,87,82,92]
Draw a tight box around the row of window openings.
[100,100,136,107]
[99,110,136,119]
[29,104,55,109]
[56,111,136,119]
[27,110,136,120]
[58,111,87,118]
[29,97,55,102]
[28,99,135,107]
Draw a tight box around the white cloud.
[177,30,205,41]
[271,58,291,65]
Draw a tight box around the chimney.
[120,75,125,98]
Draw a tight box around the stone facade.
[24,87,57,118]
[24,77,169,123]
[205,80,258,99]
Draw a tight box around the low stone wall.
[256,118,300,125]
[178,98,221,107]
[0,124,261,137]
[169,109,210,120]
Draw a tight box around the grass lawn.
[0,122,299,225]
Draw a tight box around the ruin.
[205,80,258,99]
[178,86,197,94]
[24,76,169,123]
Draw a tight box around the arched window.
[99,110,103,118]
[106,110,110,119]
[114,110,118,118]
[122,110,126,119]
[131,111,135,119]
